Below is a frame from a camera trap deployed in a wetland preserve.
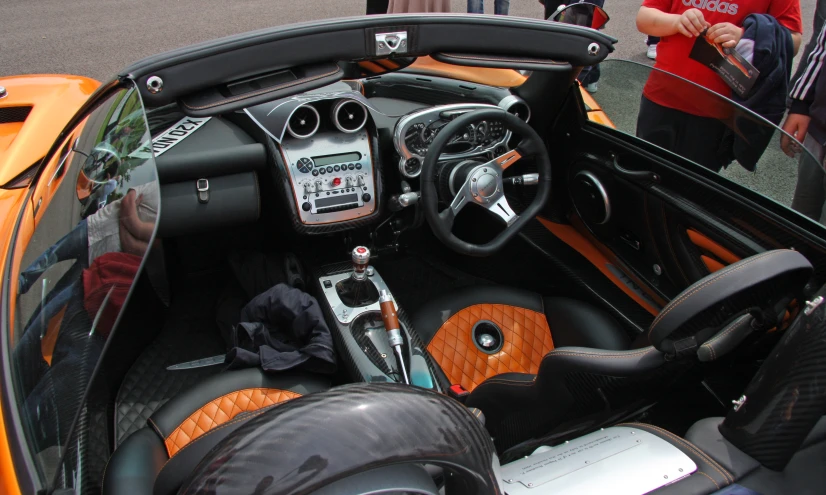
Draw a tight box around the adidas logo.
[681,0,739,15]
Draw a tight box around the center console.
[315,247,442,390]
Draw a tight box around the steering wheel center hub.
[471,168,499,203]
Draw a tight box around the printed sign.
[690,33,759,98]
[130,116,211,159]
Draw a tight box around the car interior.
[5,12,826,495]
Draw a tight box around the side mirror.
[552,3,610,30]
[76,142,122,210]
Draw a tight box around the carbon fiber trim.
[180,384,502,494]
[720,284,826,470]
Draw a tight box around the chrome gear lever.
[335,246,379,307]
[380,289,410,384]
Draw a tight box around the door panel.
[539,69,826,320]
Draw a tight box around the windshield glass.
[585,59,825,227]
[9,81,159,491]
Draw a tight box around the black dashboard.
[152,70,531,237]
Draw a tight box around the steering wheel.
[421,108,552,256]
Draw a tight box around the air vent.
[332,99,368,133]
[287,104,320,139]
[0,106,32,124]
[498,95,531,123]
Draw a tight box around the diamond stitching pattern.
[164,388,301,457]
[427,304,553,391]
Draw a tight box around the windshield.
[8,82,159,492]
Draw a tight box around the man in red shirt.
[636,0,803,171]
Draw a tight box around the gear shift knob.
[351,246,370,281]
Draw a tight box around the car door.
[0,81,160,495]
[538,59,826,333]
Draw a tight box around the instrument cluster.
[393,98,530,179]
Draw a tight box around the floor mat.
[115,274,226,446]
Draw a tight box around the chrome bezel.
[332,99,369,134]
[573,170,611,225]
[398,154,423,179]
[287,103,321,139]
[498,94,531,123]
[393,103,512,177]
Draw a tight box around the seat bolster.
[149,368,330,438]
[102,428,167,495]
[543,298,629,350]
[538,346,665,376]
[154,410,264,495]
[413,286,544,344]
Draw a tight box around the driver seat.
[103,368,329,495]
[413,250,813,451]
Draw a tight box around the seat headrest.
[648,250,812,356]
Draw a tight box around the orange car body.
[0,74,100,494]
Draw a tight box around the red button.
[357,247,367,254]
[332,177,341,187]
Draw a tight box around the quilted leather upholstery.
[164,388,300,457]
[427,304,554,391]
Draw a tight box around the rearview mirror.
[552,3,610,30]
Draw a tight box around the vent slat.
[0,106,32,124]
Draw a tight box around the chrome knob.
[303,182,312,194]
[351,246,370,281]
[315,179,323,192]
[357,175,365,187]
[345,176,354,187]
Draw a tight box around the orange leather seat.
[103,368,328,495]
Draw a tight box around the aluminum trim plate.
[500,426,697,494]
[319,267,397,324]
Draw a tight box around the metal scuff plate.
[500,427,696,494]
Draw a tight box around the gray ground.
[0,0,819,211]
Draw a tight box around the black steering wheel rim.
[421,108,552,256]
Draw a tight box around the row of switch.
[303,176,366,194]
[309,163,363,176]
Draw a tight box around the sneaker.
[647,44,657,60]
[585,82,598,93]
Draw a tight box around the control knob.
[303,182,312,195]
[345,176,354,187]
[357,175,365,187]
[315,179,323,192]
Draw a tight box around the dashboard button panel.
[281,129,376,225]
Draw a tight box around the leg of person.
[636,96,727,172]
[792,134,826,222]
[468,0,483,13]
[366,0,391,14]
[19,219,89,295]
[544,0,566,19]
[495,0,510,15]
[646,36,659,59]
[581,64,601,92]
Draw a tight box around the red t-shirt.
[642,0,803,116]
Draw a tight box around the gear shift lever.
[335,246,380,307]
[380,289,410,384]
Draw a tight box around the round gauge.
[399,156,422,178]
[405,123,428,155]
[297,157,314,173]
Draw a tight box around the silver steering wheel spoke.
[486,195,518,226]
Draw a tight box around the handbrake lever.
[379,290,410,384]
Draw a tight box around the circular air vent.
[498,95,531,123]
[332,99,368,133]
[287,104,320,139]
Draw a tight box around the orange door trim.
[701,255,725,274]
[538,217,661,316]
[686,229,741,265]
